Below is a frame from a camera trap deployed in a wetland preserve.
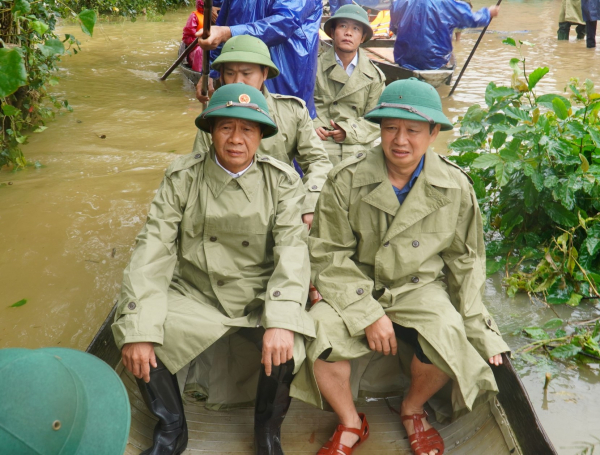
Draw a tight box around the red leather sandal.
[317,413,369,455]
[401,411,444,455]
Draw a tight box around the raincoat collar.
[205,146,261,202]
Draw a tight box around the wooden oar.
[199,0,213,108]
[159,0,213,82]
[160,38,199,81]
[448,0,502,97]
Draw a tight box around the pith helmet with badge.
[211,35,280,79]
[195,83,278,138]
[365,78,454,131]
[324,4,374,43]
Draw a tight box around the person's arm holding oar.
[448,0,501,96]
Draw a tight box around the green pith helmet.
[211,35,280,79]
[365,78,453,131]
[324,4,374,43]
[195,83,278,138]
[0,347,130,455]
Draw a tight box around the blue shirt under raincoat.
[390,0,491,71]
[209,0,322,118]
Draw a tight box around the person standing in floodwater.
[194,0,323,118]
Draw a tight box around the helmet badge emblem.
[239,94,251,103]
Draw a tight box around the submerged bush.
[448,38,600,306]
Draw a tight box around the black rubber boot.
[576,23,587,39]
[587,21,597,48]
[558,22,570,40]
[254,360,294,455]
[136,359,188,455]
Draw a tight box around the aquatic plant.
[448,38,600,307]
[0,0,96,170]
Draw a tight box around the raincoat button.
[311,185,318,190]
[333,101,338,105]
[260,156,269,161]
[412,240,420,248]
[210,236,217,242]
[487,318,492,326]
[352,124,357,129]
[194,154,201,159]
[217,280,224,286]
[383,241,390,247]
[356,288,364,295]
[127,302,136,310]
[242,241,249,247]
[356,153,364,158]
[411,276,419,284]
[273,290,281,297]
[352,105,357,110]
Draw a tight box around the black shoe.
[254,360,294,455]
[136,359,188,455]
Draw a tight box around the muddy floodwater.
[1,0,599,452]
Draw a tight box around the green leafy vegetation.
[448,38,600,306]
[9,298,27,307]
[1,0,97,170]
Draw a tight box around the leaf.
[9,299,27,308]
[567,292,583,307]
[39,39,65,57]
[509,57,521,71]
[528,67,549,90]
[545,203,578,227]
[471,174,486,199]
[505,106,531,122]
[584,79,595,96]
[78,9,97,37]
[495,161,510,187]
[536,94,571,110]
[471,153,501,169]
[33,126,48,133]
[2,104,19,116]
[0,48,28,98]
[503,37,517,47]
[552,97,569,120]
[519,40,535,46]
[12,0,30,15]
[583,236,600,256]
[523,327,550,340]
[587,126,600,148]
[30,20,49,35]
[550,343,582,359]
[543,318,564,329]
[486,259,504,276]
[491,131,507,149]
[449,138,479,152]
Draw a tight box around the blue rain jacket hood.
[390,0,491,71]
[210,0,322,118]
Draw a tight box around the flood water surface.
[1,1,599,453]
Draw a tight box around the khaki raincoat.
[290,148,510,419]
[560,0,585,24]
[192,88,332,215]
[112,150,315,384]
[313,47,385,165]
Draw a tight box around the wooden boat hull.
[87,304,557,454]
[178,42,202,86]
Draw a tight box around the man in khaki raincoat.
[112,84,314,455]
[195,34,332,229]
[290,79,510,455]
[314,4,385,165]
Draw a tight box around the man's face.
[220,62,269,90]
[332,19,366,54]
[380,118,440,171]
[211,117,263,173]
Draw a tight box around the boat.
[87,303,557,454]
[178,42,202,86]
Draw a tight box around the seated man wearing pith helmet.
[290,79,510,455]
[112,84,315,455]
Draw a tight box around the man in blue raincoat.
[582,0,600,47]
[390,0,500,71]
[196,0,322,118]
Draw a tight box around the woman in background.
[182,0,205,72]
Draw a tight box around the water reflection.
[1,1,599,452]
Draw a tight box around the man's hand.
[122,342,157,383]
[211,7,220,24]
[489,353,503,366]
[196,77,216,104]
[262,328,295,376]
[488,5,500,18]
[196,26,232,50]
[315,127,330,141]
[302,213,314,230]
[365,315,397,356]
[330,120,347,143]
